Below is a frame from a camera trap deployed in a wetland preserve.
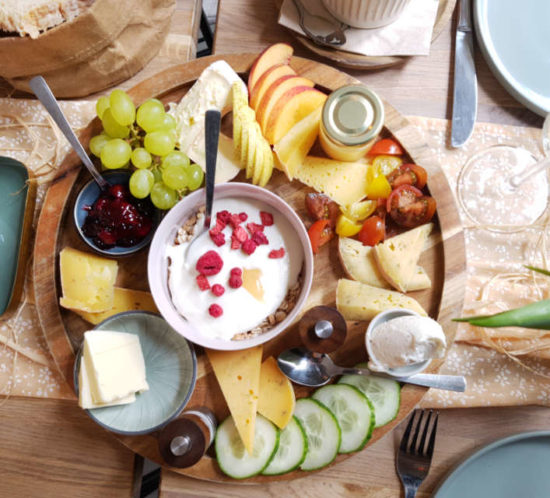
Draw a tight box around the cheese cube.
[336,279,426,321]
[74,287,158,325]
[258,357,295,429]
[59,247,118,313]
[83,330,148,405]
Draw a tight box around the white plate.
[474,0,550,117]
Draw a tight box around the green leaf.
[525,265,550,277]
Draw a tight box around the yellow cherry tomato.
[372,155,403,176]
[341,200,377,222]
[366,174,392,200]
[335,214,363,237]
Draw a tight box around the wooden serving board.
[273,0,457,70]
[33,53,466,483]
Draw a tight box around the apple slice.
[250,64,296,110]
[265,87,327,144]
[274,105,322,180]
[247,43,294,93]
[259,141,274,187]
[256,76,315,134]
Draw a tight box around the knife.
[451,0,477,148]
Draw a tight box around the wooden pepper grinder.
[298,306,347,354]
[158,407,217,468]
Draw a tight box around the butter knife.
[451,0,477,148]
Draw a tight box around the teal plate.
[74,311,197,435]
[434,431,550,497]
[0,157,36,317]
[474,0,550,117]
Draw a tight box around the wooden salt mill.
[298,305,347,354]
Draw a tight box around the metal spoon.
[292,0,347,48]
[29,76,108,191]
[277,348,467,392]
[185,109,220,254]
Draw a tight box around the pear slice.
[232,81,248,113]
[233,113,242,160]
[246,124,257,179]
[252,127,265,185]
[259,141,274,187]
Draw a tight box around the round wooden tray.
[274,0,457,70]
[33,53,465,483]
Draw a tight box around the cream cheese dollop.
[367,315,446,372]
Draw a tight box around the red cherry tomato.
[357,215,385,246]
[387,185,436,228]
[369,138,404,156]
[308,219,334,254]
[387,164,428,190]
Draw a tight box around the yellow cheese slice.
[336,278,427,321]
[293,156,369,206]
[73,287,158,325]
[59,247,118,313]
[273,106,322,181]
[373,223,433,292]
[206,346,263,454]
[257,356,295,429]
[339,237,431,291]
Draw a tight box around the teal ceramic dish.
[0,157,36,318]
[74,311,197,435]
[474,0,550,117]
[434,431,550,497]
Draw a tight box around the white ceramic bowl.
[148,183,314,351]
[365,308,429,377]
[322,0,412,29]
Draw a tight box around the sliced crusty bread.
[339,237,431,291]
[0,0,94,38]
[336,278,427,321]
[373,223,433,293]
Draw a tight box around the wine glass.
[457,114,550,232]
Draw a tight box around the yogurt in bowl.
[148,183,314,350]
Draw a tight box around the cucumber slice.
[215,414,279,479]
[312,384,374,454]
[262,416,308,475]
[339,362,401,428]
[294,398,341,471]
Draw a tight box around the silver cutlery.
[292,0,347,48]
[396,409,439,498]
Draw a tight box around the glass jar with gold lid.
[319,85,384,162]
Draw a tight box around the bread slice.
[338,237,431,291]
[336,279,427,321]
[373,223,433,293]
[0,0,94,38]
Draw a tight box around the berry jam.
[82,184,154,249]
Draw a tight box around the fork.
[396,409,439,498]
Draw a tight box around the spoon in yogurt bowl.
[277,348,467,392]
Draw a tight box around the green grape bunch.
[90,89,204,210]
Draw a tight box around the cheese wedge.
[339,237,432,291]
[73,287,158,325]
[373,223,433,292]
[292,156,370,206]
[336,279,427,321]
[206,346,263,454]
[274,106,322,181]
[59,247,118,313]
[257,357,295,429]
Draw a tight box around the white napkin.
[279,0,439,57]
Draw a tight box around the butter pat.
[81,330,148,406]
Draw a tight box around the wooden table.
[0,1,201,496]
[157,0,549,496]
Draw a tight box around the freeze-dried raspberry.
[242,239,257,255]
[260,211,274,226]
[229,275,243,288]
[230,267,242,276]
[196,250,223,276]
[210,218,226,235]
[217,210,231,224]
[196,274,210,290]
[268,248,285,259]
[232,225,248,242]
[239,212,248,222]
[209,230,225,247]
[252,231,269,245]
[231,237,241,250]
[229,213,243,229]
[246,222,264,234]
[211,284,225,296]
[209,304,223,318]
